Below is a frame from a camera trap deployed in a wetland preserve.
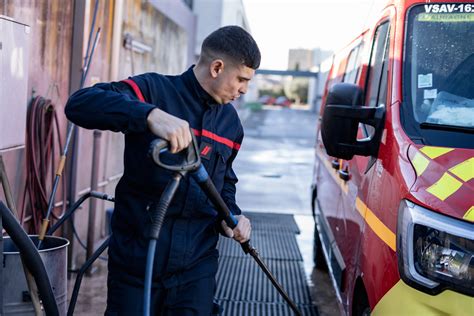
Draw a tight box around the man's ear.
[210,59,224,78]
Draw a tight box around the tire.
[353,286,371,316]
[313,222,328,271]
[354,304,371,316]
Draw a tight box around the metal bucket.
[3,235,69,315]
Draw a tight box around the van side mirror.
[321,83,385,160]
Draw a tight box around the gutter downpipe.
[67,0,91,271]
[86,130,101,274]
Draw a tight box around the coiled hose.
[22,95,65,232]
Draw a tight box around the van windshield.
[403,4,474,146]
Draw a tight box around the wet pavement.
[234,106,339,316]
[67,105,339,315]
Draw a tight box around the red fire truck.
[311,0,473,315]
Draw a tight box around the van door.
[314,127,345,276]
[337,18,392,308]
[315,37,369,300]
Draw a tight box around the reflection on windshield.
[424,92,474,127]
[409,9,474,128]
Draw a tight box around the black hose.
[47,191,115,236]
[144,172,184,316]
[0,201,59,316]
[67,237,110,316]
[148,174,182,240]
[46,192,91,236]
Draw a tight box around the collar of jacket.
[182,65,219,108]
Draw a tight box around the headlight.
[397,200,473,296]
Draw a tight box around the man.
[65,25,260,315]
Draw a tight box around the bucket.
[3,235,69,315]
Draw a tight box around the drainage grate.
[218,231,302,261]
[216,212,317,315]
[217,256,311,304]
[218,301,318,316]
[216,257,312,304]
[242,212,300,234]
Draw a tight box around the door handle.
[338,168,350,181]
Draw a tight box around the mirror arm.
[327,105,377,120]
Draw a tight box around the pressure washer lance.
[191,165,302,316]
[146,135,302,316]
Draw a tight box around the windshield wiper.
[420,122,474,134]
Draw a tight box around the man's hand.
[221,215,251,243]
[147,108,192,153]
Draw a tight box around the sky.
[242,0,385,70]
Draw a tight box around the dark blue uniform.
[65,67,243,315]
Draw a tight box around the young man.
[65,26,260,315]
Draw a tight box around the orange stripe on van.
[356,197,396,252]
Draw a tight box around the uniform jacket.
[65,66,243,288]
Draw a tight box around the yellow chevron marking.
[449,157,474,182]
[420,146,454,159]
[426,173,463,201]
[412,152,430,176]
[356,197,396,252]
[463,206,474,222]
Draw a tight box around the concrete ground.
[67,105,339,315]
[234,105,339,316]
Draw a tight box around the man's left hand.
[221,215,251,243]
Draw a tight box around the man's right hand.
[146,108,192,153]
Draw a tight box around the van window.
[343,44,362,84]
[362,22,390,138]
[366,22,390,108]
[402,4,474,148]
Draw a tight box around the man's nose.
[239,83,248,95]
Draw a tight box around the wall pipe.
[86,130,102,273]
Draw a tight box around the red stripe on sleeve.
[192,129,240,150]
[122,79,146,102]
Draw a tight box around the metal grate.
[218,301,318,316]
[242,212,300,234]
[216,257,312,304]
[218,231,302,261]
[216,212,317,316]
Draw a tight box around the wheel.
[353,286,371,316]
[354,303,370,316]
[313,222,328,271]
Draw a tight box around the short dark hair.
[201,25,261,69]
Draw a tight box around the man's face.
[210,63,255,104]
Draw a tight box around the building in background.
[288,49,313,71]
[308,56,334,113]
[287,48,332,110]
[288,48,332,71]
[193,0,250,60]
